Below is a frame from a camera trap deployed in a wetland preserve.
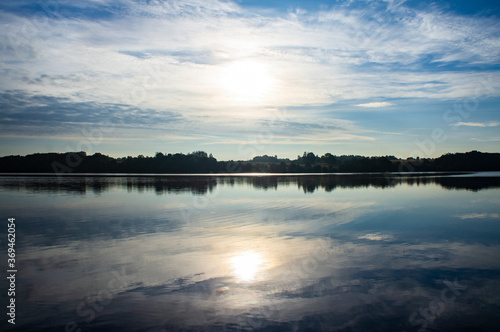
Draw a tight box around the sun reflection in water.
[230,251,263,282]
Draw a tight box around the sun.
[218,60,274,102]
[229,251,264,282]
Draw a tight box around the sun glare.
[230,251,264,282]
[218,60,274,102]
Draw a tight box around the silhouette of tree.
[1,150,499,174]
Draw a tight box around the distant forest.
[0,150,499,174]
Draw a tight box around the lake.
[1,173,500,332]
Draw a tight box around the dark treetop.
[0,150,499,174]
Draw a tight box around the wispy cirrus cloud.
[2,0,499,107]
[451,122,500,127]
[471,137,500,142]
[358,233,394,241]
[355,102,394,108]
[455,213,500,220]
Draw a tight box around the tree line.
[0,150,499,174]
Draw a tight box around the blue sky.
[0,0,499,160]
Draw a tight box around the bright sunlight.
[218,60,274,102]
[229,251,264,282]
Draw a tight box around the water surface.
[1,173,500,331]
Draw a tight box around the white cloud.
[471,137,500,142]
[357,233,394,241]
[452,122,500,127]
[2,0,500,112]
[455,213,500,220]
[355,102,394,108]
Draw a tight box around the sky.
[0,0,499,160]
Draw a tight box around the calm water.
[1,173,500,332]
